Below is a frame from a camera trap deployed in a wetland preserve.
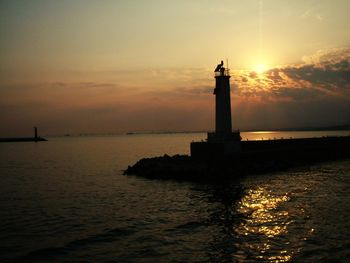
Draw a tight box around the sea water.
[0,132,349,262]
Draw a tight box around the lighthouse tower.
[214,60,232,135]
[207,60,241,143]
[190,60,241,159]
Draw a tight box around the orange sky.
[1,1,350,136]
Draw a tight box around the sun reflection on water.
[236,186,293,262]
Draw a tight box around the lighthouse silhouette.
[214,60,232,135]
[191,60,241,159]
[208,60,241,142]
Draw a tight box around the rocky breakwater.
[124,136,350,182]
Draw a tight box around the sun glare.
[255,63,268,74]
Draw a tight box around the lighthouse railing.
[214,68,230,77]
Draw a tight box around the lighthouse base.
[207,131,242,143]
[190,141,241,160]
[191,130,242,160]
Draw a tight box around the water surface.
[0,132,349,262]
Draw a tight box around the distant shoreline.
[124,123,350,135]
[5,124,349,138]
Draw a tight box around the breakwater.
[0,137,47,143]
[124,136,350,181]
[0,127,47,143]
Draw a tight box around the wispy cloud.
[301,8,323,22]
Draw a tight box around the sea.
[0,131,349,263]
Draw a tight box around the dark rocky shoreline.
[124,154,350,182]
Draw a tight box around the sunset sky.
[1,0,350,136]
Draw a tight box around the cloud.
[301,47,350,65]
[227,48,350,130]
[0,77,214,135]
[301,8,323,22]
[1,48,349,136]
[232,47,350,99]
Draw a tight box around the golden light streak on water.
[236,186,293,262]
[250,131,278,134]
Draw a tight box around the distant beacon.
[190,60,241,159]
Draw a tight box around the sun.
[254,63,268,74]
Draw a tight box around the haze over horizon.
[1,0,350,136]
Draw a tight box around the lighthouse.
[191,60,241,159]
[214,60,232,135]
[207,60,241,143]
